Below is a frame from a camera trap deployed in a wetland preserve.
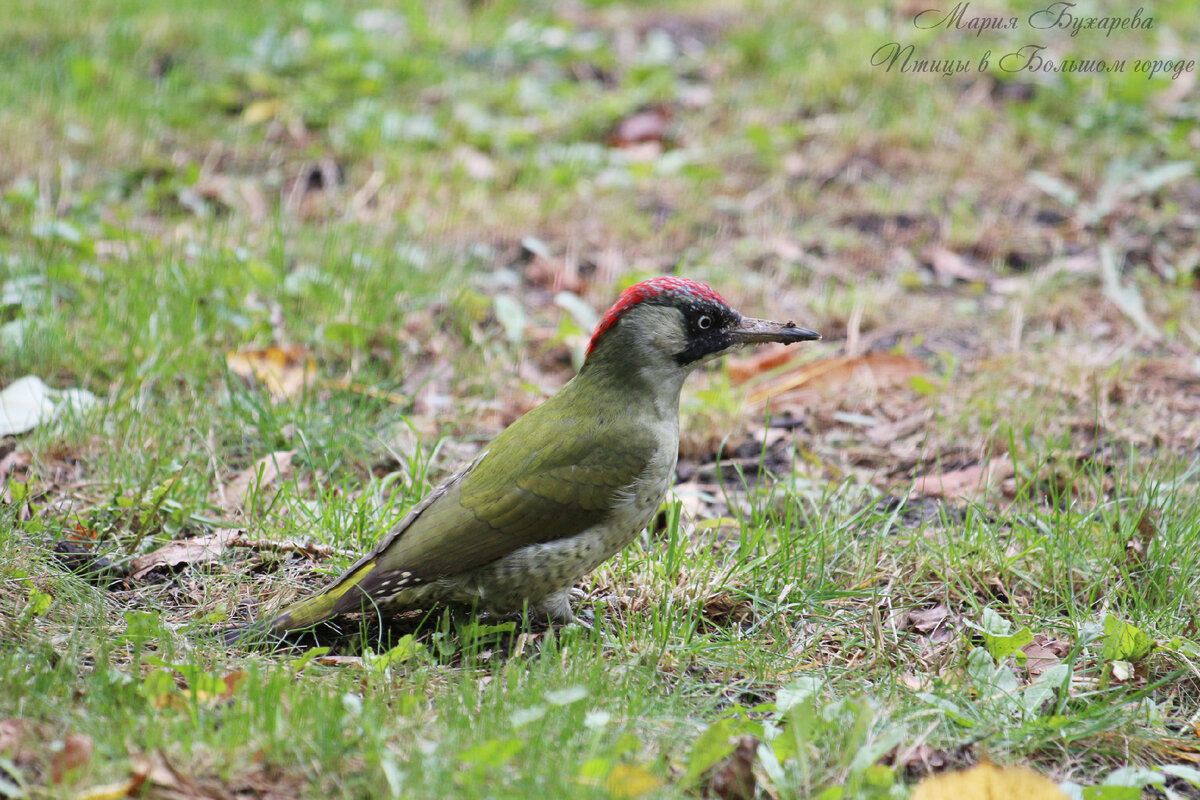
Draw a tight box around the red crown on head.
[586,277,728,358]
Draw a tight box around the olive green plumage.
[225,277,819,644]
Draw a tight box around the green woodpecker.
[227,277,819,643]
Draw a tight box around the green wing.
[329,399,658,605]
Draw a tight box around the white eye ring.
[697,315,713,330]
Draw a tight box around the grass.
[3,0,1200,797]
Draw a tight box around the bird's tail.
[223,560,379,646]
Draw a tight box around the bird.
[225,276,820,643]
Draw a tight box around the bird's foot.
[534,587,596,630]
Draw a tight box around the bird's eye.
[697,315,713,330]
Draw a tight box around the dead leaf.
[191,670,247,706]
[130,530,239,580]
[921,246,987,284]
[226,345,315,401]
[50,732,93,784]
[606,104,673,151]
[1124,509,1159,567]
[243,98,284,124]
[453,145,496,181]
[701,592,755,628]
[0,449,31,482]
[866,410,932,444]
[747,353,927,406]
[1021,634,1070,677]
[66,522,99,543]
[218,670,247,702]
[194,175,268,221]
[903,604,952,643]
[0,718,24,756]
[76,780,144,800]
[890,742,949,772]
[727,345,802,384]
[605,763,662,799]
[74,748,201,800]
[910,456,1014,501]
[133,750,220,799]
[702,736,758,800]
[216,450,296,511]
[314,655,365,667]
[912,759,1067,800]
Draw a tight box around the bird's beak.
[731,317,822,345]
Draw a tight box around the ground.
[1,0,1199,798]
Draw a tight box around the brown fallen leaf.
[866,410,932,444]
[701,592,755,629]
[607,104,673,150]
[912,759,1067,800]
[0,718,29,762]
[216,450,296,511]
[727,344,802,384]
[903,604,952,643]
[135,749,224,800]
[889,742,949,772]
[0,449,31,483]
[747,353,927,406]
[194,175,268,221]
[702,735,758,800]
[453,145,497,181]
[130,530,239,580]
[921,246,987,284]
[1021,634,1071,677]
[0,719,19,751]
[218,670,247,702]
[226,344,315,401]
[75,747,204,800]
[910,456,1015,501]
[314,655,365,667]
[51,732,93,784]
[1123,509,1159,567]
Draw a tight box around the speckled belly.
[437,455,674,612]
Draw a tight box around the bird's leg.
[534,587,592,628]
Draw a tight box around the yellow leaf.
[226,344,315,401]
[150,692,185,710]
[605,764,662,799]
[75,781,139,800]
[242,98,284,124]
[912,761,1067,800]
